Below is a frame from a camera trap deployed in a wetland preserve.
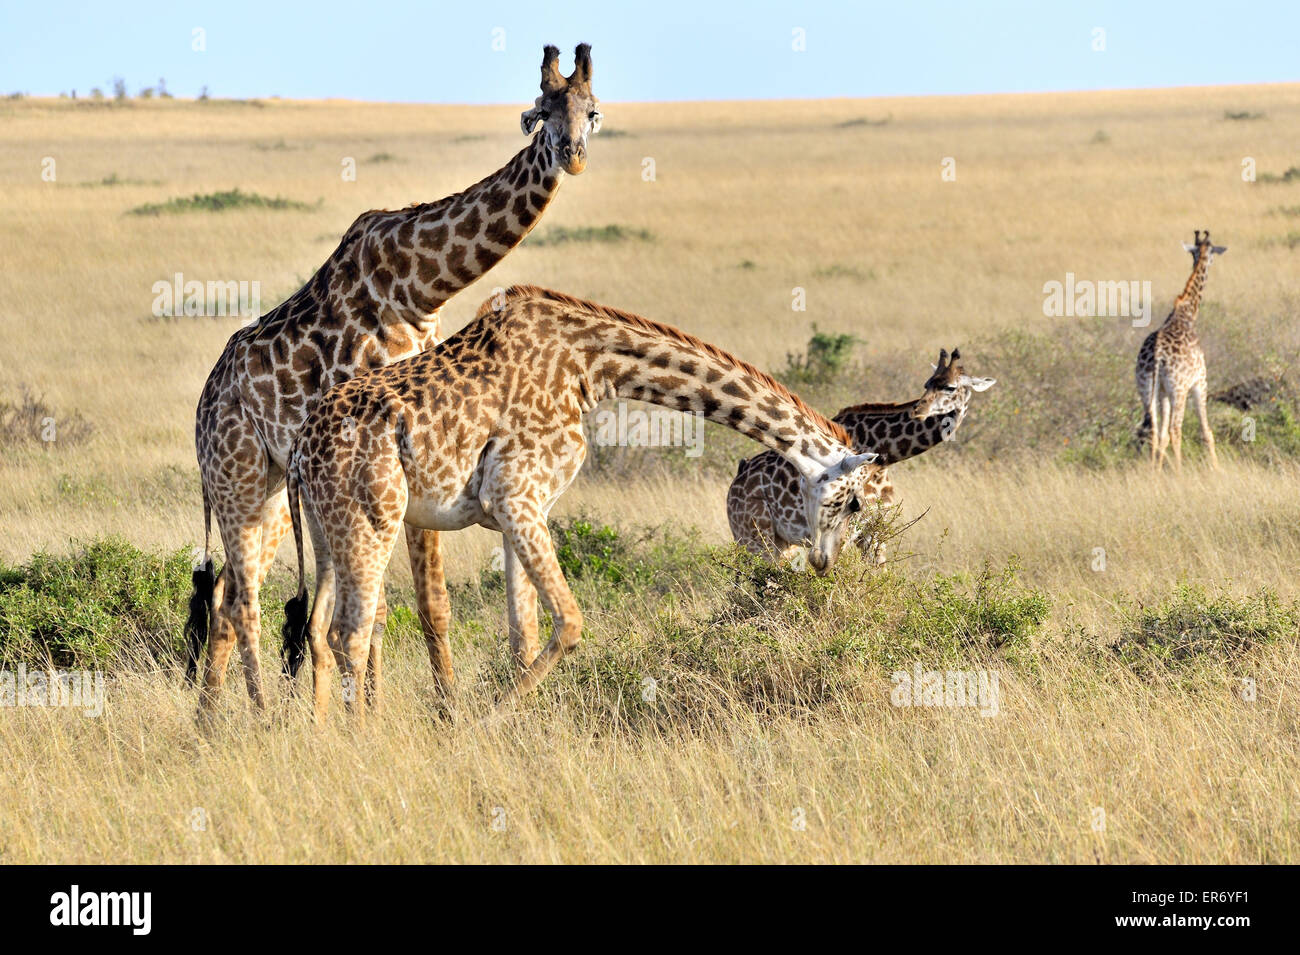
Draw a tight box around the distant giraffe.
[281,286,879,720]
[728,347,994,562]
[1136,230,1226,471]
[188,45,601,719]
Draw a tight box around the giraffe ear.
[1182,242,1196,253]
[829,451,878,480]
[521,100,546,135]
[1212,245,1227,256]
[962,376,997,392]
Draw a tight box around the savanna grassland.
[1,85,1299,863]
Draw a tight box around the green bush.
[0,539,193,667]
[129,189,318,216]
[1112,585,1298,675]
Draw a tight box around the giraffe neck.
[834,393,970,465]
[365,133,564,321]
[539,299,852,475]
[1172,248,1211,321]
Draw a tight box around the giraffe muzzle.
[560,142,587,175]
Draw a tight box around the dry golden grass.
[1,86,1299,863]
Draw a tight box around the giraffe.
[728,347,994,562]
[280,286,880,720]
[1136,230,1226,471]
[187,45,601,718]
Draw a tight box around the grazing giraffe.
[281,286,880,720]
[728,347,994,562]
[188,45,602,718]
[1136,230,1226,471]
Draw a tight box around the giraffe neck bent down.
[565,309,854,477]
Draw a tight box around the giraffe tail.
[183,494,216,685]
[280,453,310,682]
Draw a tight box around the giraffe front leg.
[495,500,583,706]
[405,525,455,702]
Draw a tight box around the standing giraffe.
[1136,230,1226,471]
[281,286,879,720]
[728,347,994,562]
[188,45,601,718]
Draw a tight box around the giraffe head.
[913,347,996,419]
[802,451,882,574]
[520,43,601,175]
[1183,229,1227,268]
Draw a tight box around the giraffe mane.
[834,399,922,418]
[479,285,852,447]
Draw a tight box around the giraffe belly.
[401,481,489,532]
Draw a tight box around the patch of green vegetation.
[1090,129,1110,144]
[1276,206,1300,218]
[813,263,873,281]
[528,224,654,247]
[1112,585,1297,676]
[1224,109,1265,121]
[736,259,757,270]
[1257,165,1300,184]
[0,539,192,668]
[597,128,630,138]
[128,189,319,216]
[1212,399,1300,461]
[365,152,398,163]
[253,139,310,152]
[79,172,160,187]
[836,115,891,128]
[781,325,861,385]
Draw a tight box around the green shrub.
[129,189,318,216]
[527,224,654,247]
[0,539,193,667]
[1112,585,1298,675]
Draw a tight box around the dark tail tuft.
[281,592,310,681]
[184,558,216,684]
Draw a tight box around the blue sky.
[2,1,1296,102]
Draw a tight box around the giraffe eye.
[539,110,551,121]
[847,498,862,514]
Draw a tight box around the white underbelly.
[402,483,490,532]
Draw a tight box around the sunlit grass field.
[1,85,1298,863]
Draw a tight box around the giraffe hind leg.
[496,498,584,705]
[1192,380,1219,470]
[406,525,455,702]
